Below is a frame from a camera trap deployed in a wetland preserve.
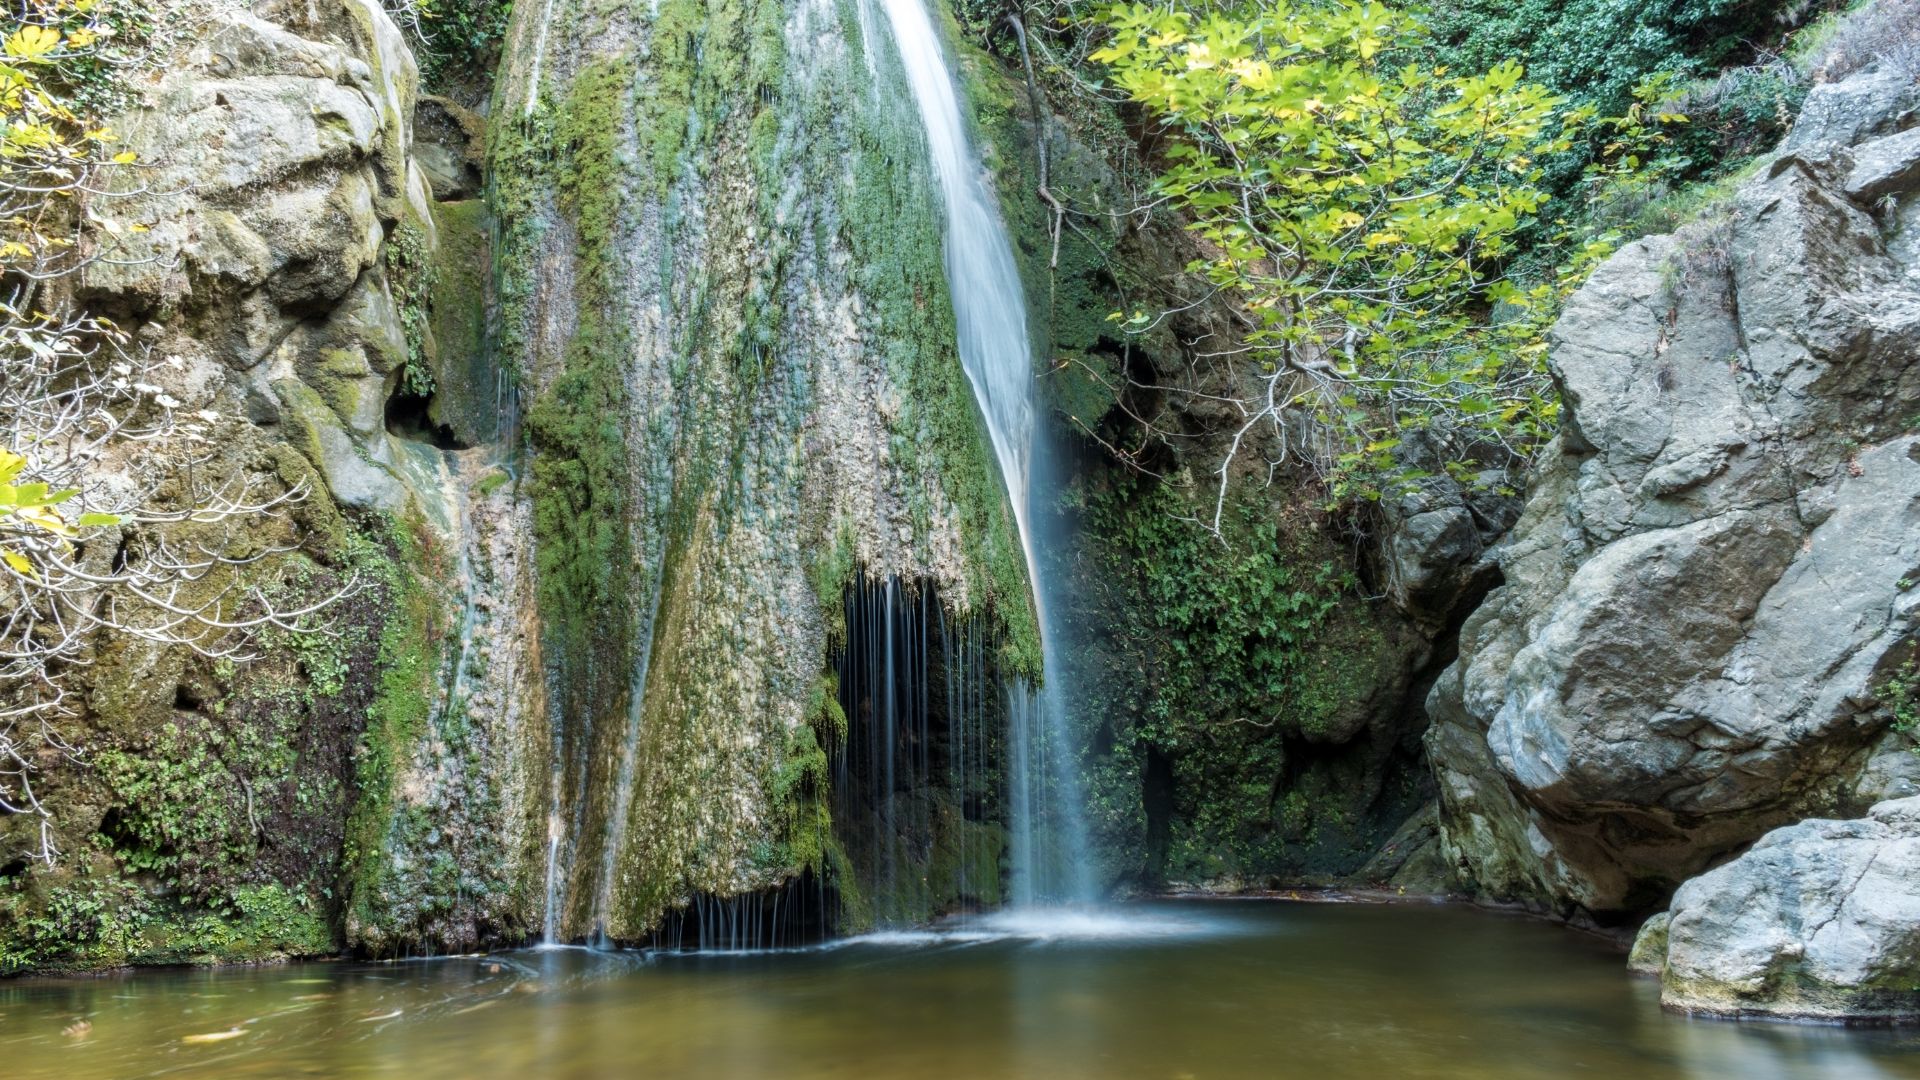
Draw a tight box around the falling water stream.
[876,0,1096,908]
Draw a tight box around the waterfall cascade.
[832,575,1004,926]
[515,0,1094,948]
[875,0,1096,906]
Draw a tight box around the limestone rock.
[1427,64,1920,918]
[1629,912,1671,977]
[1846,126,1920,204]
[78,0,419,511]
[1782,63,1918,153]
[1380,430,1517,631]
[1654,798,1920,1022]
[413,95,486,200]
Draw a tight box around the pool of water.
[5,900,1918,1079]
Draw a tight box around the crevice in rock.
[384,386,467,449]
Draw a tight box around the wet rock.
[1654,798,1920,1022]
[413,95,486,200]
[1629,912,1671,977]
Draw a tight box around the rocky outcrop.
[1640,797,1920,1022]
[488,0,1039,940]
[0,0,556,969]
[1428,62,1920,920]
[87,0,427,512]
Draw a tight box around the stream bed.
[4,900,1917,1079]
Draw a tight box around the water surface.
[5,901,1917,1079]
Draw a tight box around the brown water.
[4,900,1918,1079]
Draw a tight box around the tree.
[0,0,352,865]
[1090,0,1581,527]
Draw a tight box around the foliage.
[1,869,332,973]
[386,219,437,398]
[1883,657,1920,755]
[0,0,352,867]
[0,0,152,279]
[405,0,514,93]
[1423,0,1799,224]
[1085,478,1343,748]
[1092,0,1579,518]
[1074,475,1416,884]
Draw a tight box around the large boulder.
[83,0,426,509]
[1644,797,1920,1022]
[1428,61,1920,919]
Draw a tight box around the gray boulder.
[1428,63,1920,918]
[83,0,423,510]
[1651,797,1920,1022]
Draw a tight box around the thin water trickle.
[878,0,1095,906]
[589,572,667,944]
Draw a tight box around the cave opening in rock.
[384,387,466,450]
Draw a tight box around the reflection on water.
[3,901,1917,1080]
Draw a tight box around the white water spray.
[878,0,1095,907]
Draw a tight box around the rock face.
[1646,798,1920,1022]
[87,0,428,512]
[1,0,557,969]
[1428,62,1920,920]
[488,0,1038,939]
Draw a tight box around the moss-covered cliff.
[489,0,1042,941]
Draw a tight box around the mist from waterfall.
[875,0,1095,907]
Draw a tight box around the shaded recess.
[830,573,1009,928]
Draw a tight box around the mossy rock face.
[1629,911,1671,977]
[489,0,1041,940]
[1057,476,1433,893]
[0,487,403,974]
[423,198,495,445]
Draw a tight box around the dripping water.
[833,575,999,926]
[589,573,667,944]
[877,0,1095,905]
[521,0,560,117]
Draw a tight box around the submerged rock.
[1653,798,1920,1022]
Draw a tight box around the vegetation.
[1088,0,1611,513]
[0,0,350,866]
[1882,656,1920,755]
[1072,476,1413,884]
[387,219,438,398]
[390,0,514,93]
[1424,0,1801,215]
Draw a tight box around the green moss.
[341,514,448,936]
[1071,477,1424,886]
[0,872,333,974]
[927,815,1006,908]
[519,59,638,714]
[386,218,437,398]
[425,198,495,444]
[639,0,698,194]
[1,497,389,974]
[474,467,512,498]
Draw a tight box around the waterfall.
[876,0,1095,906]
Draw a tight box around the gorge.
[4,0,1920,1072]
